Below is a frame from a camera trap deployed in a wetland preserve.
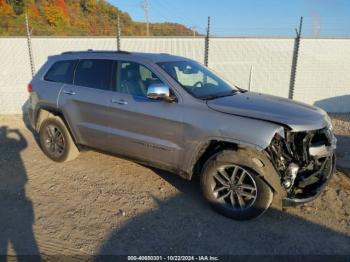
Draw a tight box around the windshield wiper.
[201,90,237,100]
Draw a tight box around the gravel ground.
[0,115,349,258]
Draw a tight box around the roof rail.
[61,50,130,55]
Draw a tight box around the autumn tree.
[43,0,68,27]
[54,0,68,16]
[0,0,14,15]
[0,0,199,36]
[0,0,15,35]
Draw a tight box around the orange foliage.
[28,4,40,18]
[54,0,68,16]
[0,0,14,16]
[44,3,66,27]
[0,0,197,36]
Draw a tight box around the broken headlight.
[268,125,335,194]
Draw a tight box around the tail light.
[27,83,33,93]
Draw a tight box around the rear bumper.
[282,154,336,207]
[27,105,35,130]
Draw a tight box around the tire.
[200,149,273,220]
[38,116,79,162]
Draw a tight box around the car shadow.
[95,168,350,256]
[314,95,350,113]
[0,126,41,260]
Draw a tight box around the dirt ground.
[0,115,349,258]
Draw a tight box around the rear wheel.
[200,150,273,220]
[39,117,79,162]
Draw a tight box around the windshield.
[157,61,238,100]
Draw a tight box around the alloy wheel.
[210,164,257,210]
[43,124,66,158]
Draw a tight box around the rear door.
[107,60,184,170]
[34,59,77,111]
[58,59,116,149]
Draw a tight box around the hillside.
[0,0,197,36]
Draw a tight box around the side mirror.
[147,84,174,101]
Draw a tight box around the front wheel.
[200,150,273,220]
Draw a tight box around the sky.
[108,0,350,37]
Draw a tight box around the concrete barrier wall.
[0,38,32,114]
[0,37,349,114]
[209,38,295,98]
[295,38,350,112]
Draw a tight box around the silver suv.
[27,50,336,220]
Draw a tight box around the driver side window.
[115,61,163,97]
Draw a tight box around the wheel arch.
[187,139,286,209]
[34,106,79,145]
[188,138,263,180]
[189,140,238,180]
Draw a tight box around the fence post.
[116,13,121,51]
[25,13,35,77]
[204,16,210,67]
[288,16,303,99]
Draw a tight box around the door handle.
[111,99,128,105]
[63,90,76,95]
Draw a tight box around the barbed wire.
[1,14,350,38]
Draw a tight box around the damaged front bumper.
[267,125,337,207]
[282,153,336,206]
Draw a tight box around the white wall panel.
[0,37,349,114]
[294,38,350,112]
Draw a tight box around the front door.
[107,60,184,171]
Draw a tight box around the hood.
[206,92,329,131]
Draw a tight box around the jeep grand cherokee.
[27,50,336,220]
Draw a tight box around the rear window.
[74,59,113,90]
[44,60,77,84]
